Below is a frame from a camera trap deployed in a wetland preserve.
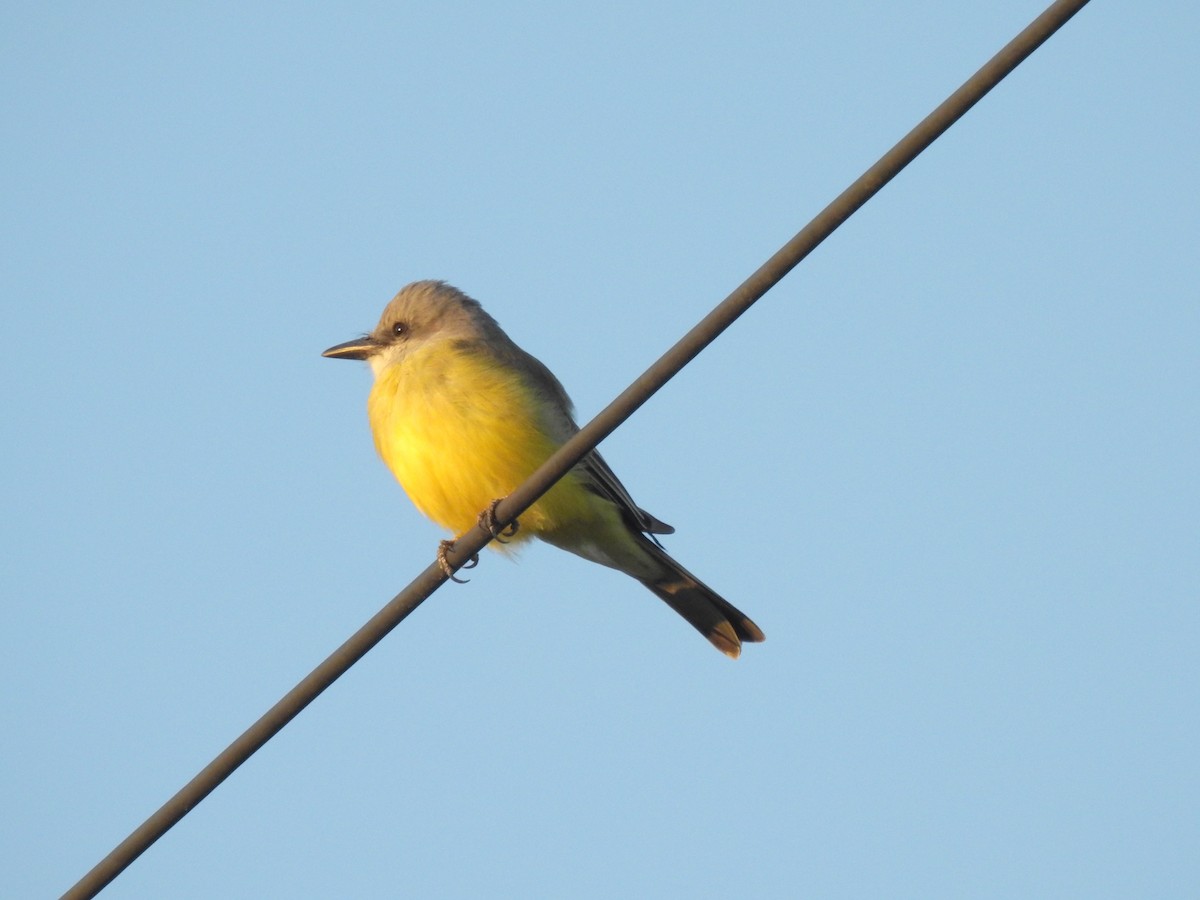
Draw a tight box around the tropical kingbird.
[323,280,764,657]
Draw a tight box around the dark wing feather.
[578,451,674,535]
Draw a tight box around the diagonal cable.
[62,1,1092,896]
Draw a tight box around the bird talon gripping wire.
[436,539,477,583]
[479,498,519,543]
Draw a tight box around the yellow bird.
[323,280,764,657]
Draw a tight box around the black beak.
[322,337,379,360]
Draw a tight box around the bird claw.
[437,539,478,584]
[479,498,519,543]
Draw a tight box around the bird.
[323,280,764,657]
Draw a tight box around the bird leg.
[437,539,478,584]
[478,498,520,543]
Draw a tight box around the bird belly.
[367,349,592,539]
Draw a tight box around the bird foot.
[437,539,479,583]
[479,498,519,543]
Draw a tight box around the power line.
[61,1,1092,896]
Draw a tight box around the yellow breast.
[367,344,595,538]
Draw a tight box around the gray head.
[322,280,505,375]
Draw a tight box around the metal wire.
[62,1,1092,896]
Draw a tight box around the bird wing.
[507,342,675,537]
[579,450,675,536]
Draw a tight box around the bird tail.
[636,537,765,658]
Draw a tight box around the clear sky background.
[3,3,1197,897]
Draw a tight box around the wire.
[61,1,1092,896]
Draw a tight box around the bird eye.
[392,321,408,337]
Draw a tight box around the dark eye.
[392,321,408,337]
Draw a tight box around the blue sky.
[3,2,1197,897]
